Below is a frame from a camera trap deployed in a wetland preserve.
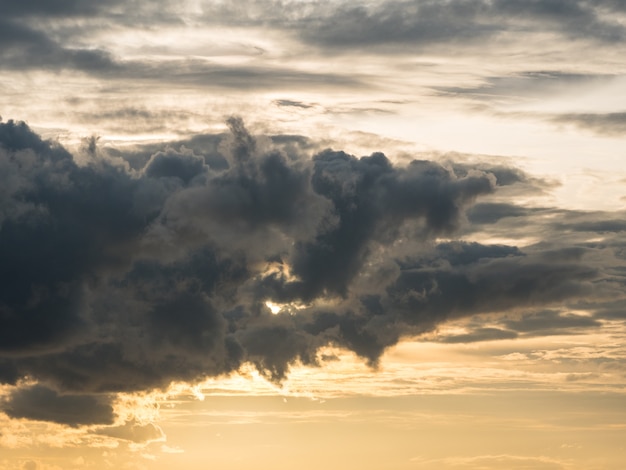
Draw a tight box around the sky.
[1,1,626,469]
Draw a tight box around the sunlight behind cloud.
[2,0,626,468]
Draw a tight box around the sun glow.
[264,300,308,315]
[265,301,282,315]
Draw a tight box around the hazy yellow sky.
[1,1,626,469]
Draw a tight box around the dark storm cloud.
[258,151,495,302]
[0,120,151,354]
[3,385,114,426]
[0,117,624,422]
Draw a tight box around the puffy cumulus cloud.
[0,116,624,424]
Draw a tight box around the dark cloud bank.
[3,0,626,84]
[0,117,624,426]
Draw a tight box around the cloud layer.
[1,117,624,425]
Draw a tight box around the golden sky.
[1,1,626,469]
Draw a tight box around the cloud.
[274,99,314,109]
[437,71,615,103]
[412,453,568,469]
[503,310,601,336]
[3,0,626,82]
[439,327,518,343]
[0,36,362,90]
[436,309,603,343]
[258,151,495,303]
[551,112,626,137]
[199,0,626,50]
[0,0,117,18]
[0,16,118,73]
[2,385,114,426]
[95,420,165,444]
[467,203,544,225]
[1,117,625,422]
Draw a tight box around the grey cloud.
[496,0,626,41]
[449,161,557,200]
[570,298,626,320]
[144,147,207,184]
[259,151,495,302]
[96,420,165,443]
[388,253,599,323]
[543,209,626,236]
[0,0,115,18]
[3,0,625,82]
[109,133,229,172]
[437,72,615,102]
[0,20,118,74]
[0,46,362,90]
[502,310,602,335]
[0,120,151,354]
[2,385,114,426]
[0,0,182,26]
[233,0,626,49]
[552,112,626,137]
[439,327,518,343]
[565,219,626,233]
[4,0,624,102]
[274,99,314,109]
[296,1,498,49]
[592,306,626,320]
[65,107,206,136]
[1,118,624,422]
[109,59,362,90]
[428,241,523,266]
[467,202,546,224]
[0,360,20,385]
[0,13,361,90]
